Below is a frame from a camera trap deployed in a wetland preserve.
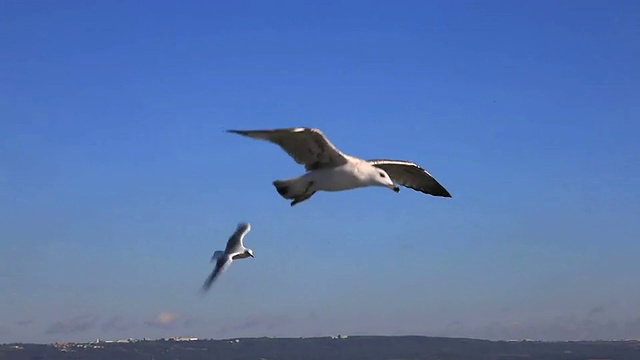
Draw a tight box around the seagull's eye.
[379,173,385,178]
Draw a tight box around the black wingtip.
[438,188,453,198]
[430,181,452,198]
[410,185,452,198]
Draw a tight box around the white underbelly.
[307,165,367,192]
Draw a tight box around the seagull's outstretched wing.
[224,223,251,254]
[202,255,232,291]
[367,159,452,197]
[227,127,350,171]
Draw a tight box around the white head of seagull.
[227,127,450,206]
[367,167,401,193]
[201,222,254,292]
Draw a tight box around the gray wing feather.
[227,127,349,170]
[368,159,452,197]
[202,256,232,291]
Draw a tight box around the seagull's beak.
[390,184,400,193]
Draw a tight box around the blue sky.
[1,0,639,344]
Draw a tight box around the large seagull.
[227,127,452,206]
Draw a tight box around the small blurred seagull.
[201,222,254,292]
[227,127,452,206]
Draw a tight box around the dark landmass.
[2,336,640,360]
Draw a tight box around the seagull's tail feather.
[272,178,301,199]
[210,251,224,263]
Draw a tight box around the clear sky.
[1,0,639,344]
